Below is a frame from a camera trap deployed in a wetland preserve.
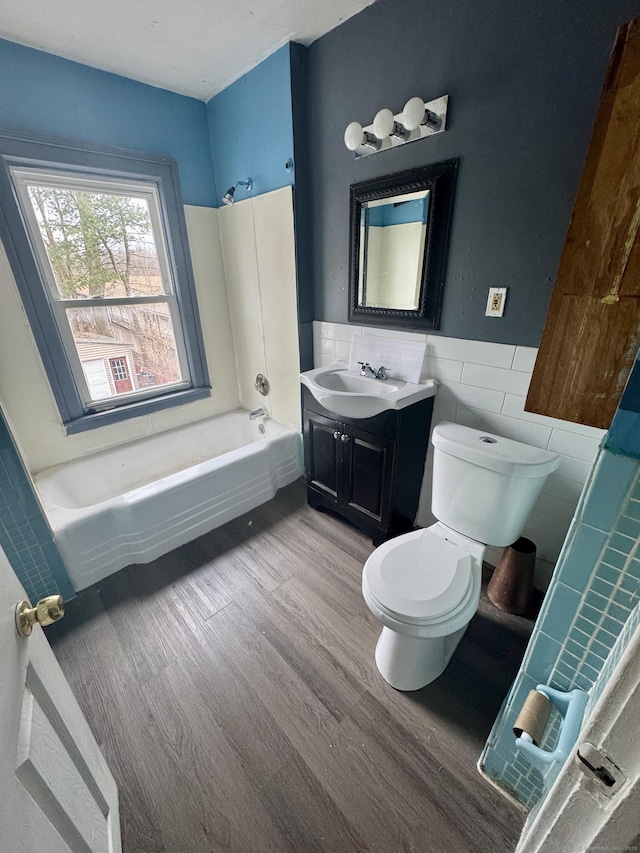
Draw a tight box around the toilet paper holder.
[514,684,589,770]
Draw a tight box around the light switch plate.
[486,287,507,317]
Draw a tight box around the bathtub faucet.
[249,408,265,420]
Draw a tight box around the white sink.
[300,366,438,418]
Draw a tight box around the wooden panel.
[527,18,640,428]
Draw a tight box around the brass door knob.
[15,595,65,638]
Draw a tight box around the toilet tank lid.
[432,422,560,478]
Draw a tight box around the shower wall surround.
[313,321,605,587]
[219,187,301,430]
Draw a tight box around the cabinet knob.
[341,433,350,443]
[333,431,340,440]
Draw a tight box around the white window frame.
[0,133,210,433]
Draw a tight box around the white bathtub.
[34,411,303,591]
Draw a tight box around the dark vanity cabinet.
[302,386,434,544]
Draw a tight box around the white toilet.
[362,422,560,691]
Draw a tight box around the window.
[0,134,209,433]
[110,359,129,383]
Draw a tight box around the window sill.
[63,386,211,435]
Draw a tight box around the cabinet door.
[341,424,394,525]
[304,411,341,502]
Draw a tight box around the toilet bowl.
[362,422,560,691]
[362,522,485,690]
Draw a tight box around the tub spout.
[249,408,265,420]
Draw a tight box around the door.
[82,358,112,400]
[342,423,394,525]
[108,357,133,395]
[304,411,341,503]
[0,546,121,852]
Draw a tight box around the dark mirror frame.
[348,159,458,330]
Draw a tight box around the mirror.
[349,160,458,330]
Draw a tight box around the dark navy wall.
[0,38,216,207]
[307,0,640,346]
[207,44,295,207]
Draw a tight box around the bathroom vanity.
[301,384,434,544]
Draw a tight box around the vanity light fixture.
[344,95,448,158]
[222,178,253,206]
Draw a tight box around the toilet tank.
[431,423,560,547]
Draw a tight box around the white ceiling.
[0,0,376,101]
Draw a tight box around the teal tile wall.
[586,598,640,715]
[0,412,73,602]
[605,351,640,458]
[480,445,640,810]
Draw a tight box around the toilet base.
[374,624,468,691]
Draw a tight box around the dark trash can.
[487,537,536,615]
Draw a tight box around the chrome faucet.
[358,362,376,378]
[249,407,265,420]
[358,362,389,380]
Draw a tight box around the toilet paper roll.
[513,689,552,746]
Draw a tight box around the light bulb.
[344,121,366,151]
[402,97,427,131]
[402,96,441,131]
[344,121,382,152]
[372,108,395,139]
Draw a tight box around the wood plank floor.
[48,479,533,853]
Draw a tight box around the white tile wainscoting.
[313,321,607,590]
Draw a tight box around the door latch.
[576,742,626,796]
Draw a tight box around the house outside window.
[0,134,209,433]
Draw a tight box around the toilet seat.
[362,526,477,625]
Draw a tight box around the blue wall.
[368,196,429,227]
[207,44,295,207]
[0,38,216,207]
